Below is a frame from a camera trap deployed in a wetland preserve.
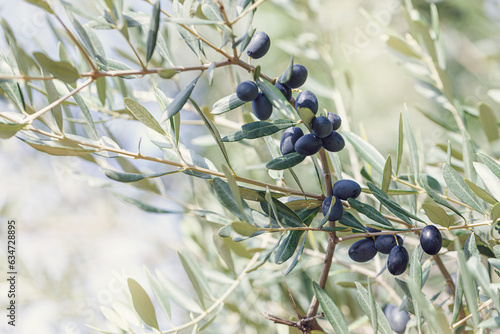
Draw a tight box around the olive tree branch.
[0,118,323,199]
[305,148,337,326]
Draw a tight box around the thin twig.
[23,78,93,124]
[231,0,268,25]
[451,299,493,329]
[54,15,97,73]
[305,149,337,328]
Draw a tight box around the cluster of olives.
[348,224,443,277]
[348,228,408,275]
[321,180,361,221]
[235,31,309,121]
[280,106,344,156]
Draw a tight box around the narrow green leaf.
[464,179,497,205]
[33,52,79,83]
[266,152,306,170]
[275,231,303,265]
[396,113,403,176]
[162,74,201,121]
[462,130,477,183]
[100,306,129,331]
[420,178,464,218]
[124,97,166,135]
[190,99,232,170]
[178,251,214,309]
[113,193,181,214]
[478,103,499,142]
[355,282,393,334]
[403,107,419,180]
[201,1,224,21]
[73,91,99,140]
[43,73,62,131]
[127,278,159,330]
[101,167,179,183]
[343,131,385,174]
[394,279,415,314]
[207,62,216,86]
[144,267,171,321]
[386,35,420,58]
[255,77,296,119]
[456,238,480,327]
[222,164,248,223]
[146,1,161,63]
[19,137,97,156]
[410,246,422,289]
[0,117,24,139]
[284,233,307,275]
[348,198,393,227]
[278,55,294,84]
[24,0,54,14]
[211,93,245,115]
[0,81,26,112]
[230,221,258,236]
[467,257,500,312]
[492,203,500,224]
[382,155,392,193]
[442,163,484,214]
[452,270,463,323]
[221,119,296,142]
[422,203,451,227]
[338,211,367,231]
[155,269,203,313]
[367,182,423,224]
[312,282,350,334]
[477,153,500,179]
[473,162,500,201]
[212,178,252,222]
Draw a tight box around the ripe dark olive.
[251,93,273,120]
[383,304,410,334]
[332,179,361,200]
[294,133,322,156]
[274,82,292,101]
[375,235,403,254]
[295,90,318,115]
[280,127,304,155]
[420,225,442,255]
[246,31,270,59]
[284,64,308,88]
[348,238,378,262]
[328,112,342,130]
[387,245,409,276]
[236,81,259,101]
[322,131,345,152]
[311,116,333,138]
[322,195,344,221]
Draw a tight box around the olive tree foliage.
[1,0,500,333]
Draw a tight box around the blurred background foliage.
[0,0,499,333]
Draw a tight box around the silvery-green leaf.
[342,131,385,174]
[127,278,159,330]
[221,119,296,142]
[442,163,484,214]
[312,282,350,334]
[146,1,161,63]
